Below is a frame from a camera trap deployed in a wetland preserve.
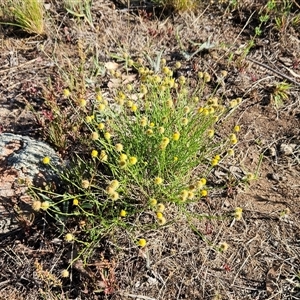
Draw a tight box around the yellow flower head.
[166,99,173,108]
[119,153,128,162]
[100,150,108,162]
[154,177,163,185]
[211,158,219,166]
[229,99,238,108]
[98,123,105,130]
[104,132,111,141]
[179,75,186,85]
[138,238,147,247]
[221,70,228,77]
[42,156,50,165]
[160,137,170,150]
[63,89,71,97]
[230,137,238,145]
[156,203,165,213]
[201,190,208,197]
[207,129,214,138]
[173,131,180,141]
[98,103,106,111]
[158,127,165,134]
[146,129,153,136]
[81,180,90,189]
[91,132,99,141]
[203,72,211,83]
[219,242,229,252]
[64,233,74,242]
[115,143,124,152]
[156,212,163,219]
[61,269,69,278]
[197,178,207,188]
[157,216,166,225]
[246,173,255,181]
[188,191,195,200]
[149,198,157,207]
[183,106,190,113]
[41,201,50,211]
[126,100,133,108]
[173,156,178,162]
[175,61,181,69]
[162,66,170,75]
[85,115,93,123]
[32,200,42,211]
[109,180,120,190]
[73,199,79,206]
[234,207,243,220]
[181,118,189,126]
[140,116,148,127]
[180,189,189,201]
[120,210,127,217]
[233,125,240,132]
[129,156,137,165]
[227,149,235,156]
[78,98,87,107]
[110,191,119,200]
[131,104,138,112]
[96,93,103,102]
[91,150,98,158]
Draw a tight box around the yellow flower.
[166,99,173,108]
[236,97,242,104]
[160,137,170,150]
[85,115,92,123]
[154,177,163,185]
[61,269,69,278]
[246,173,255,181]
[179,75,186,85]
[109,180,120,190]
[63,89,70,97]
[158,127,165,134]
[230,137,238,145]
[156,203,165,213]
[120,210,127,217]
[180,189,189,201]
[41,201,50,211]
[73,199,79,206]
[91,132,99,140]
[207,129,214,138]
[201,190,208,197]
[203,72,211,82]
[98,123,105,130]
[187,191,195,200]
[220,70,228,77]
[162,66,170,75]
[78,98,86,107]
[234,207,243,220]
[211,158,219,166]
[42,156,50,165]
[198,71,204,79]
[197,178,207,188]
[156,212,163,219]
[157,216,166,225]
[118,91,126,99]
[202,108,209,116]
[229,99,238,108]
[219,242,229,252]
[119,153,128,162]
[115,143,123,152]
[233,125,240,132]
[110,191,119,200]
[214,154,221,161]
[173,156,178,162]
[181,118,188,126]
[193,96,199,103]
[175,61,181,69]
[96,93,103,101]
[129,156,138,165]
[172,131,180,141]
[100,150,108,162]
[138,238,147,247]
[183,106,190,113]
[146,129,153,136]
[140,84,148,94]
[64,233,74,242]
[104,132,111,141]
[91,150,98,158]
[227,149,234,156]
[140,116,148,127]
[131,104,138,112]
[149,122,155,128]
[98,103,106,111]
[149,198,157,207]
[126,100,133,108]
[126,84,133,91]
[32,200,42,211]
[81,180,90,189]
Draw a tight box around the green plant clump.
[30,57,247,262]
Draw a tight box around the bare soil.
[0,1,300,299]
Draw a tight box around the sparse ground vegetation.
[0,0,299,299]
